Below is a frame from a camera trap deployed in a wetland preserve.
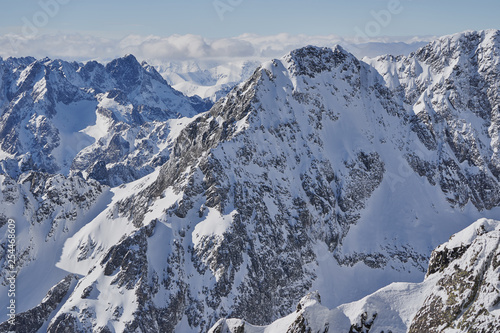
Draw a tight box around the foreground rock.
[209,218,500,333]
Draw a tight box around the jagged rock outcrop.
[0,275,78,333]
[208,218,500,333]
[0,172,108,324]
[408,220,500,333]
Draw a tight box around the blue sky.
[0,0,499,39]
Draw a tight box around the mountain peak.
[2,56,36,68]
[0,53,210,184]
[438,29,499,43]
[105,53,144,72]
[104,54,161,95]
[111,53,139,63]
[283,45,358,77]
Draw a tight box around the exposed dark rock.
[0,275,78,333]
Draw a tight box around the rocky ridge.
[209,218,500,333]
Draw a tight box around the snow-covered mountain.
[209,218,500,333]
[155,59,262,102]
[153,42,427,103]
[1,29,500,333]
[0,54,212,186]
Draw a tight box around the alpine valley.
[1,29,500,333]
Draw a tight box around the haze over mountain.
[1,29,500,333]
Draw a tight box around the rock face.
[0,54,211,186]
[408,220,500,333]
[0,275,79,333]
[0,172,107,283]
[1,30,500,333]
[208,218,500,333]
[367,30,500,211]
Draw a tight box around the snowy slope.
[1,30,500,333]
[209,218,500,333]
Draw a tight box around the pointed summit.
[283,45,359,78]
[105,54,144,92]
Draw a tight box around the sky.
[0,0,498,61]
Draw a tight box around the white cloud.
[0,32,433,63]
[0,34,118,61]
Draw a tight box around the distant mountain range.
[1,30,500,333]
[154,41,428,102]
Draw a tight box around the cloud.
[210,38,255,57]
[0,32,433,63]
[134,35,211,59]
[0,34,119,61]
